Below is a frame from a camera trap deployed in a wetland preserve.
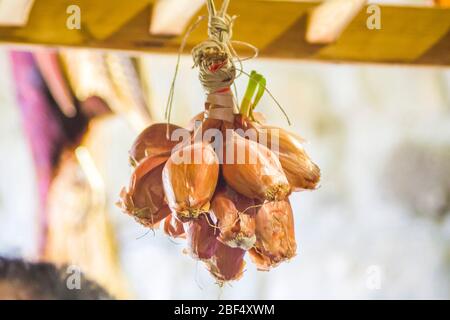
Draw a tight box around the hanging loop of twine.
[208,13,234,43]
[191,0,251,122]
[192,0,239,94]
[165,0,290,128]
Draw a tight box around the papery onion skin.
[250,200,297,270]
[136,206,171,228]
[163,214,186,239]
[211,185,256,250]
[187,214,218,260]
[204,242,246,283]
[129,123,189,167]
[236,116,320,191]
[248,248,274,272]
[162,142,219,220]
[259,124,320,191]
[222,132,291,201]
[118,155,169,227]
[191,117,223,145]
[186,112,205,132]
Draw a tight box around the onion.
[163,142,219,219]
[129,123,189,167]
[237,117,320,191]
[118,155,170,227]
[187,213,218,260]
[222,132,291,201]
[250,200,297,270]
[204,242,246,283]
[210,185,256,250]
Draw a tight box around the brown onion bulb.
[162,142,219,219]
[250,200,297,270]
[210,185,256,250]
[237,117,320,191]
[118,155,170,227]
[129,123,189,167]
[257,124,320,190]
[222,132,290,201]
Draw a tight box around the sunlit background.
[0,47,449,299]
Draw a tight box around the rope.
[165,0,258,127]
[164,0,290,127]
[192,0,248,94]
[191,0,259,123]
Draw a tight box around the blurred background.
[0,0,450,299]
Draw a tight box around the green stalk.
[240,70,257,117]
[239,69,291,125]
[249,75,266,120]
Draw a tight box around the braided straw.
[192,0,237,93]
[165,0,291,128]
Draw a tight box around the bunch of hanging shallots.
[118,71,320,284]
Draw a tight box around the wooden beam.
[0,0,449,66]
[0,0,34,26]
[306,0,366,44]
[436,0,450,7]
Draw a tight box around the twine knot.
[192,40,236,94]
[164,0,289,127]
[165,0,265,127]
[208,14,235,43]
[191,0,237,94]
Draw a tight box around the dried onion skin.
[162,142,219,219]
[129,123,188,167]
[210,185,256,250]
[118,155,170,227]
[187,214,218,260]
[258,124,320,191]
[250,200,297,270]
[236,117,320,191]
[204,242,246,283]
[222,132,291,201]
[163,214,186,239]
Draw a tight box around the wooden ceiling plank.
[0,0,34,27]
[0,0,448,66]
[306,0,366,44]
[316,5,450,63]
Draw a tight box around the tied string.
[192,40,236,94]
[191,0,258,123]
[192,1,238,94]
[165,0,258,131]
[191,0,238,123]
[192,0,259,96]
[164,0,289,135]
